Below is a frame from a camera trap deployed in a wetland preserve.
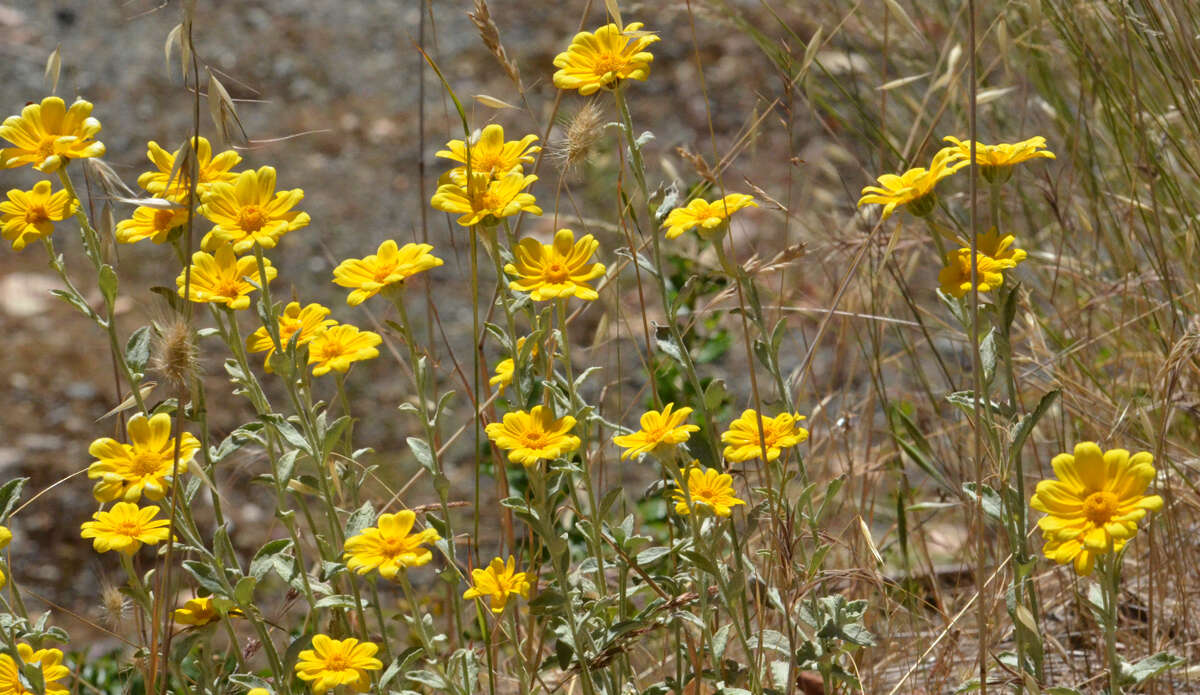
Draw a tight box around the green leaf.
[962,482,1005,526]
[125,326,153,374]
[346,500,376,537]
[233,576,257,604]
[1010,389,1060,459]
[1122,651,1185,686]
[49,289,94,318]
[407,436,435,471]
[0,478,27,522]
[98,264,118,308]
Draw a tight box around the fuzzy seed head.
[551,103,605,177]
[100,581,129,628]
[151,314,199,389]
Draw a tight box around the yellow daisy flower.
[307,324,382,376]
[672,466,746,517]
[858,148,968,220]
[294,635,382,695]
[489,337,537,394]
[333,240,444,306]
[87,411,199,503]
[174,596,244,626]
[937,248,1006,299]
[0,525,12,590]
[177,243,277,311]
[0,180,78,251]
[613,403,700,460]
[430,170,541,227]
[115,204,190,245]
[437,124,540,182]
[973,228,1027,269]
[80,502,171,555]
[343,510,440,580]
[198,166,310,252]
[0,96,105,172]
[463,556,531,614]
[553,22,660,95]
[0,643,70,695]
[721,409,808,463]
[246,301,337,372]
[661,194,758,241]
[504,228,606,301]
[137,136,242,201]
[1031,442,1164,576]
[485,405,581,467]
[941,135,1055,183]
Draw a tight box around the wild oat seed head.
[151,314,199,389]
[551,102,605,175]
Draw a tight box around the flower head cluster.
[246,301,338,372]
[307,324,382,376]
[0,526,11,589]
[505,229,605,301]
[177,243,276,310]
[80,502,171,555]
[198,166,310,252]
[437,124,540,183]
[115,204,189,245]
[1031,442,1164,576]
[174,596,243,626]
[138,136,242,202]
[490,337,537,395]
[941,135,1055,183]
[553,22,660,95]
[295,635,382,695]
[87,412,199,503]
[344,510,440,580]
[333,240,444,306]
[937,229,1026,299]
[673,466,746,517]
[0,180,77,251]
[431,170,541,228]
[721,409,808,463]
[858,149,967,220]
[613,403,699,460]
[463,556,531,614]
[0,643,70,695]
[0,96,105,172]
[486,405,580,467]
[662,194,757,241]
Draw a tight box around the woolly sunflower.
[0,643,70,695]
[672,466,746,517]
[485,405,581,467]
[504,228,606,301]
[489,337,536,395]
[463,556,531,614]
[721,409,808,463]
[198,166,310,252]
[941,135,1055,183]
[1031,442,1164,576]
[858,149,967,220]
[661,193,758,240]
[174,596,243,626]
[0,96,105,172]
[333,240,444,306]
[613,403,700,460]
[437,124,540,182]
[430,170,541,227]
[246,301,337,372]
[87,412,199,503]
[115,204,190,245]
[937,248,1006,299]
[307,324,382,376]
[0,180,78,251]
[138,136,242,201]
[294,635,382,695]
[177,243,277,311]
[80,502,171,555]
[553,22,660,95]
[343,510,440,580]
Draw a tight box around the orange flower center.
[324,652,350,672]
[1083,491,1120,525]
[131,451,165,477]
[544,261,569,283]
[23,205,48,225]
[519,431,548,449]
[694,487,717,504]
[154,209,178,231]
[36,137,57,159]
[218,278,244,299]
[382,536,411,558]
[237,205,267,232]
[472,154,502,175]
[115,519,142,537]
[593,52,626,78]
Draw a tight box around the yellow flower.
[661,194,758,240]
[198,166,310,252]
[0,181,78,251]
[307,325,382,376]
[1031,442,1164,576]
[485,405,580,467]
[246,301,337,372]
[937,248,1006,299]
[0,643,70,695]
[0,526,12,590]
[613,403,700,460]
[437,124,540,182]
[672,466,746,517]
[87,412,199,503]
[137,137,242,201]
[430,170,541,227]
[858,149,968,220]
[174,596,244,626]
[504,228,605,301]
[553,22,660,95]
[941,135,1054,183]
[0,96,105,172]
[721,409,808,463]
[80,502,171,555]
[115,204,190,245]
[489,337,537,394]
[177,243,277,311]
[463,556,531,614]
[344,510,440,580]
[973,228,1027,269]
[333,240,444,306]
[294,635,382,695]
